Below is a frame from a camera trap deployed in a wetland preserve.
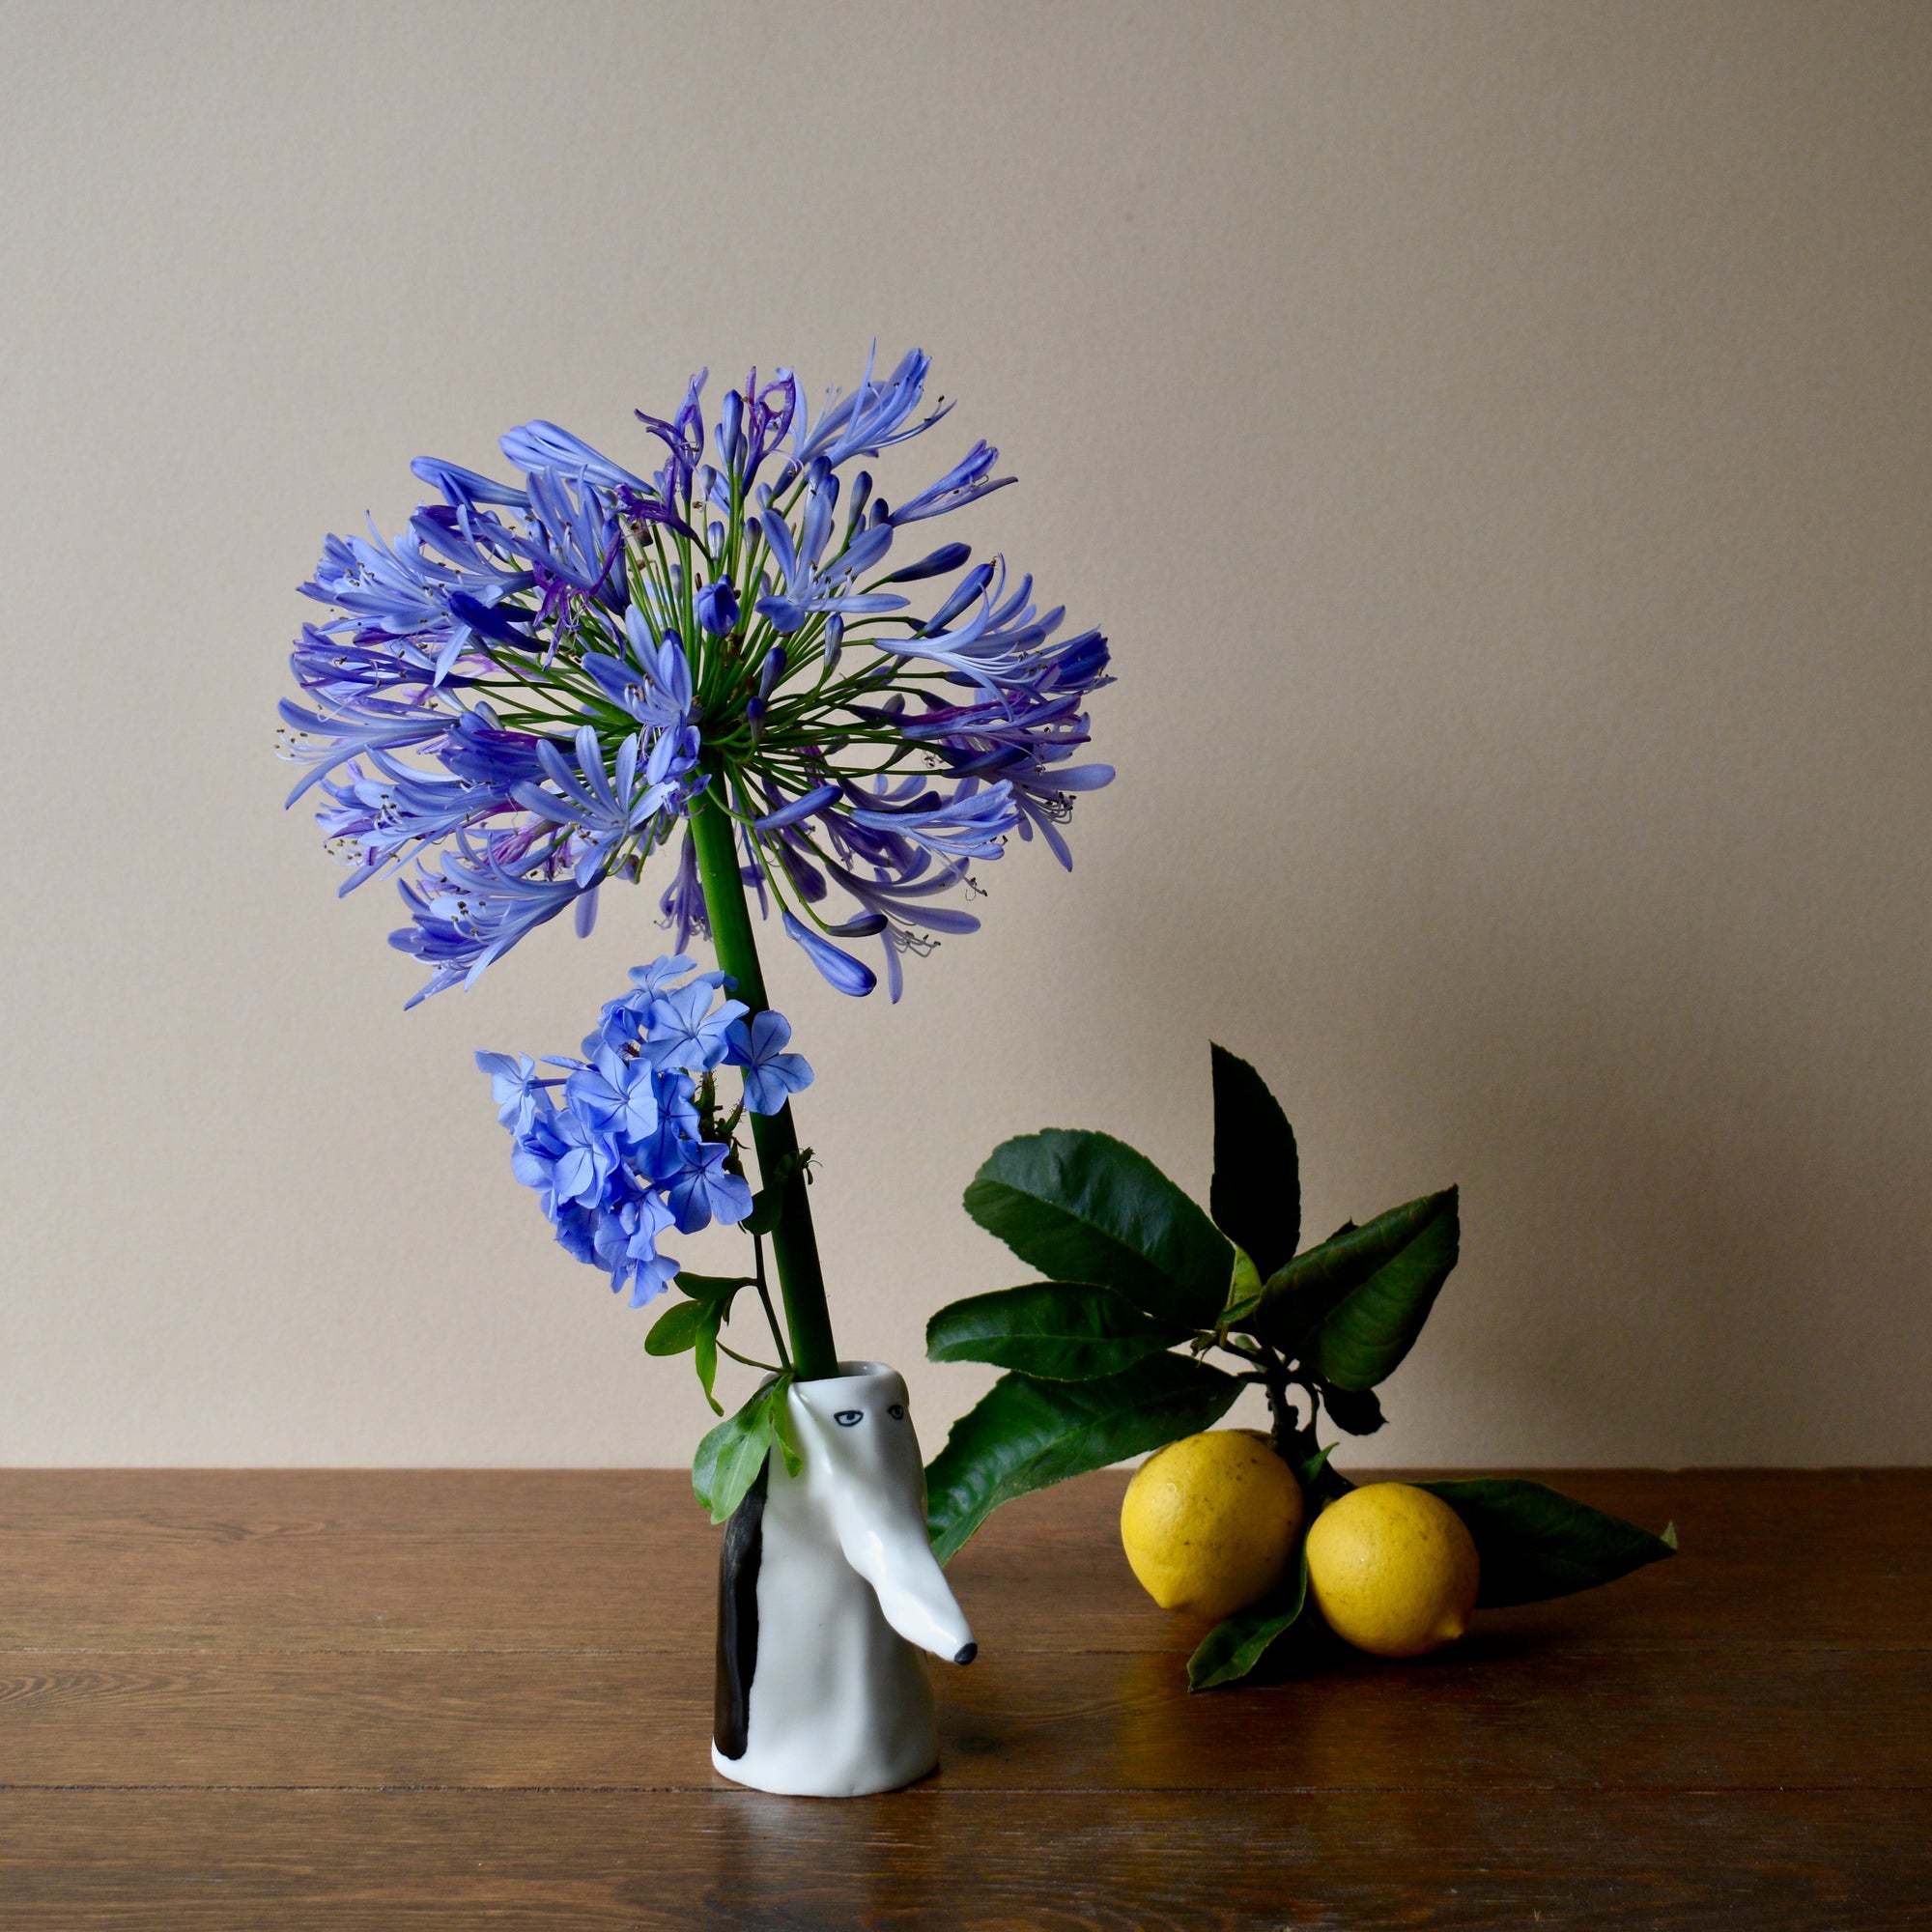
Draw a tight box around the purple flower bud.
[696,578,740,637]
[844,471,872,538]
[717,389,745,470]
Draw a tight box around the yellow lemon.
[1120,1429,1303,1619]
[1304,1482,1480,1658]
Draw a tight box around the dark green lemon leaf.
[1420,1478,1677,1606]
[1300,1189,1460,1389]
[1188,1546,1310,1690]
[963,1129,1232,1327]
[1208,1044,1299,1277]
[924,1353,1242,1564]
[1319,1383,1386,1436]
[1245,1192,1454,1362]
[925,1282,1189,1379]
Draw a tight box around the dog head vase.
[713,1363,976,1796]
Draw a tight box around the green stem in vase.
[687,787,839,1382]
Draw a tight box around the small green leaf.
[767,1375,803,1477]
[1277,1189,1460,1389]
[1208,1044,1299,1278]
[1419,1478,1677,1606]
[925,1282,1189,1379]
[691,1379,787,1524]
[1218,1246,1265,1328]
[693,1302,724,1415]
[963,1130,1233,1328]
[924,1353,1243,1563]
[1188,1545,1310,1690]
[1319,1383,1385,1436]
[1294,1441,1354,1507]
[644,1297,709,1357]
[742,1189,781,1237]
[655,1278,743,1414]
[674,1271,755,1302]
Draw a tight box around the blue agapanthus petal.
[781,911,877,997]
[499,421,646,492]
[754,782,839,832]
[412,457,531,510]
[881,542,971,584]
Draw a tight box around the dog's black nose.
[953,1642,978,1666]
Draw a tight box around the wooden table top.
[0,1467,1925,1928]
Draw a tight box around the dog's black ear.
[713,1457,770,1760]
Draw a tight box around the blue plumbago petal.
[754,782,840,832]
[781,911,876,997]
[881,542,970,584]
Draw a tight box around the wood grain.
[0,1468,1925,1928]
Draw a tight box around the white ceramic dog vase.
[712,1362,976,1797]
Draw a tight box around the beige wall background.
[1,0,1926,1468]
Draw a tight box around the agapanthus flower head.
[482,956,811,1306]
[282,347,1113,1006]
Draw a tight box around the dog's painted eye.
[887,1404,906,1420]
[834,1409,864,1427]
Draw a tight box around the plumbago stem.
[687,786,839,1382]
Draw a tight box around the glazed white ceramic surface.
[712,1362,975,1797]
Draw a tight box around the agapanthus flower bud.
[696,578,740,637]
[717,390,745,470]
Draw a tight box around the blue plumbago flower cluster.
[480,954,811,1306]
[279,347,1113,1006]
